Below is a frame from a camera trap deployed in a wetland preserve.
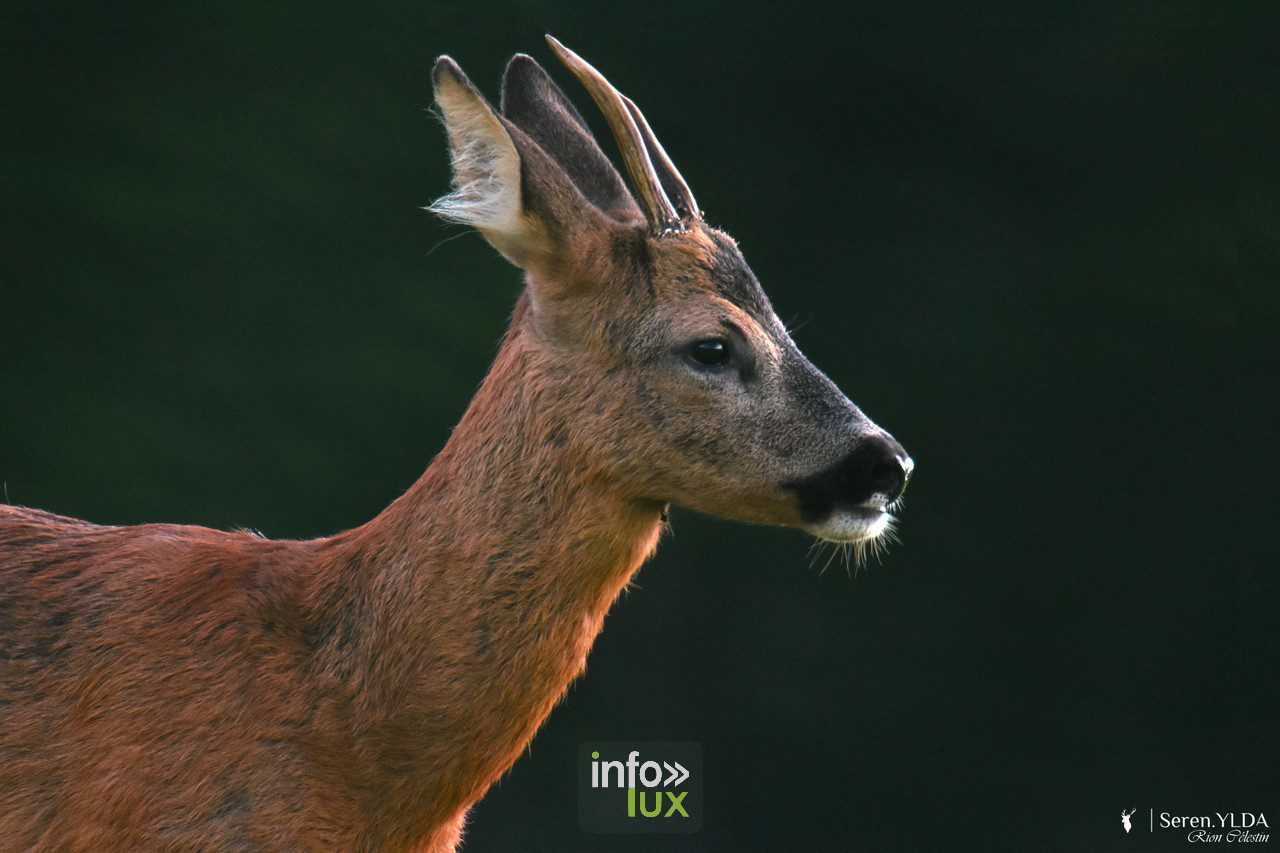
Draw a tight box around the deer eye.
[689,338,731,367]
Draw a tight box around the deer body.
[1,309,662,849]
[1,38,911,850]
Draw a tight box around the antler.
[622,95,701,221]
[546,35,699,233]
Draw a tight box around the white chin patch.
[804,508,891,543]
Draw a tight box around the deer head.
[429,37,912,549]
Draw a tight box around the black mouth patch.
[783,450,884,524]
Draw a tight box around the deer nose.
[844,434,912,505]
[868,445,912,503]
[786,433,914,524]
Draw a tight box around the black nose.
[868,446,911,502]
[852,436,912,504]
[785,434,913,523]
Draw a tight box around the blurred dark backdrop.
[1,2,1274,850]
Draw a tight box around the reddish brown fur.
[0,223,790,851]
[2,44,908,850]
[1,300,668,849]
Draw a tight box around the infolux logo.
[578,741,702,833]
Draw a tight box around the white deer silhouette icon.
[1121,808,1136,834]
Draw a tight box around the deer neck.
[322,309,664,839]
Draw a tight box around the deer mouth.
[801,504,893,543]
[782,441,910,545]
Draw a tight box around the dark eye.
[689,338,731,367]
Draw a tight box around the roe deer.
[0,37,912,850]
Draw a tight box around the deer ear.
[500,54,641,224]
[429,56,612,279]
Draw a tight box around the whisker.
[819,542,840,577]
[807,538,825,572]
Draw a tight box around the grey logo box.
[578,741,703,833]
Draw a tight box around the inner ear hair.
[429,55,621,299]
[429,57,525,248]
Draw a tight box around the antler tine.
[621,95,701,221]
[545,35,682,233]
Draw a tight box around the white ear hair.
[428,58,524,247]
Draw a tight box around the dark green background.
[2,3,1274,850]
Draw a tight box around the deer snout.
[862,434,913,505]
[833,432,912,507]
[786,432,913,527]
